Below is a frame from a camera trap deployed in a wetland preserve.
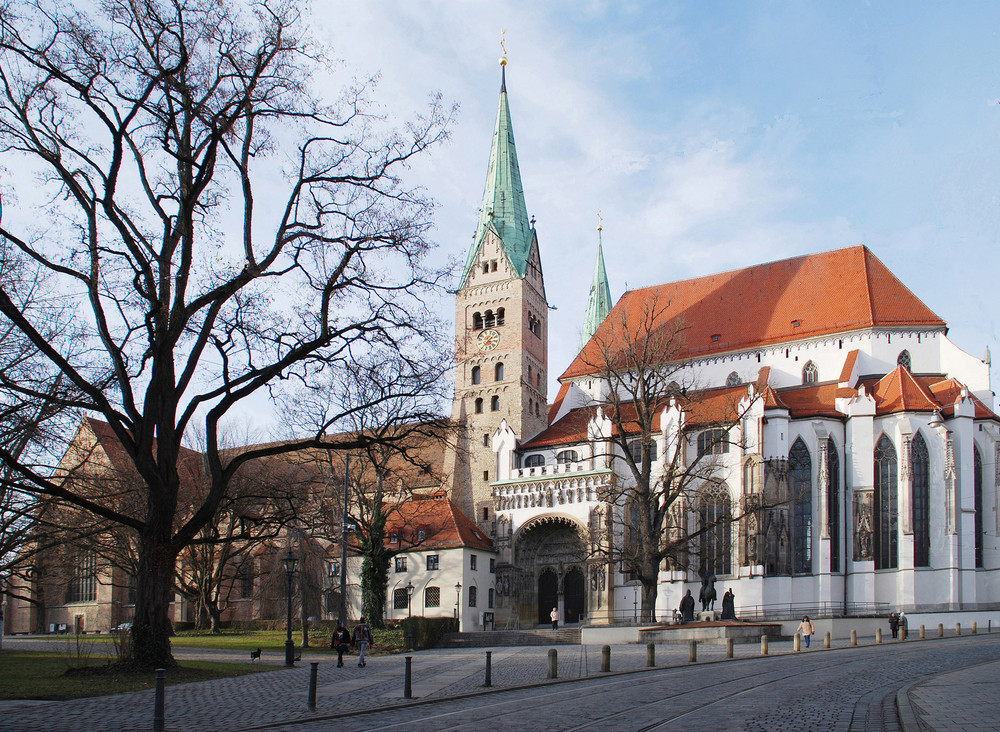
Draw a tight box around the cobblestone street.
[2,632,998,731]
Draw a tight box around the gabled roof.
[384,495,493,552]
[459,66,533,287]
[866,367,940,414]
[563,246,946,380]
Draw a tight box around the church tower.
[581,220,612,349]
[450,57,549,529]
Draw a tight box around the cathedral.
[450,58,1000,628]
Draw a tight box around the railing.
[735,602,891,622]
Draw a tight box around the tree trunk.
[640,572,658,623]
[131,536,178,669]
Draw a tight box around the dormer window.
[389,532,398,543]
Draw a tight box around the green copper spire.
[581,223,612,349]
[459,61,533,287]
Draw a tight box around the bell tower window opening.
[495,363,504,381]
[473,312,483,330]
[528,312,541,337]
[471,366,481,385]
[482,262,489,275]
[491,259,498,272]
[496,307,505,325]
[485,310,496,328]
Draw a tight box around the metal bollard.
[601,645,610,672]
[548,648,558,679]
[920,624,925,640]
[876,627,882,644]
[308,662,318,710]
[938,623,944,638]
[404,656,412,699]
[794,633,801,652]
[646,642,655,667]
[850,629,857,646]
[973,622,978,635]
[153,668,165,732]
[485,651,492,687]
[824,631,831,649]
[688,640,697,663]
[900,627,907,641]
[956,623,962,636]
[760,634,768,655]
[726,638,734,658]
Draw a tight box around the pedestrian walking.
[889,612,900,639]
[353,616,373,667]
[331,619,351,667]
[796,615,815,648]
[550,607,559,630]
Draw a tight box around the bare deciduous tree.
[580,296,767,622]
[0,0,452,667]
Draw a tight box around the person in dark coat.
[679,589,695,622]
[721,588,736,620]
[331,619,351,667]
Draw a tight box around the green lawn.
[16,626,406,655]
[0,650,278,701]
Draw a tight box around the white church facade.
[450,59,1000,628]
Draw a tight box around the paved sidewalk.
[3,633,999,730]
[898,657,1000,732]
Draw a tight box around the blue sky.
[314,1,1000,411]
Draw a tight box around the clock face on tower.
[477,328,500,352]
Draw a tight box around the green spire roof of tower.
[581,227,612,349]
[460,62,534,287]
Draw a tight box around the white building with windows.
[346,494,498,632]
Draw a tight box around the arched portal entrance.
[513,515,588,625]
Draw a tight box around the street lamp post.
[405,581,415,651]
[454,581,462,630]
[282,549,298,666]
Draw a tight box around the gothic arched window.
[698,484,732,576]
[490,395,500,412]
[697,429,728,456]
[897,350,912,371]
[911,432,930,567]
[726,371,741,387]
[802,361,819,385]
[874,434,898,570]
[827,439,841,573]
[974,445,984,568]
[471,366,481,385]
[788,438,812,574]
[495,362,504,381]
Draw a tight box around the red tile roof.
[562,246,945,380]
[383,495,493,551]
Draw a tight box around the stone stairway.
[438,627,581,647]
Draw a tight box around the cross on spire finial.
[500,29,508,66]
[597,209,603,232]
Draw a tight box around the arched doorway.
[563,566,585,623]
[512,515,589,625]
[537,568,558,625]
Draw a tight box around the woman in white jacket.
[796,616,815,648]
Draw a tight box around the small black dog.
[250,647,262,662]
